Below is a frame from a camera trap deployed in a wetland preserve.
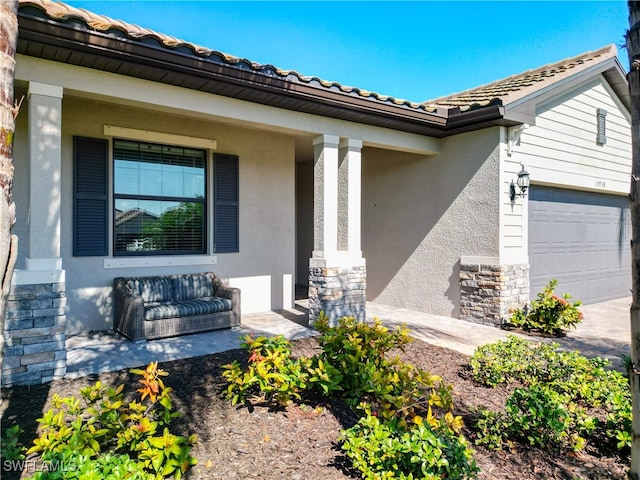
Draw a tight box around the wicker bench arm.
[216,285,241,326]
[113,278,145,341]
[217,286,240,304]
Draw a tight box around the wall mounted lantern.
[509,164,530,202]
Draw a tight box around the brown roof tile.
[423,45,618,112]
[19,0,622,118]
[19,0,430,112]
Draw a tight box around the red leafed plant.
[510,279,583,336]
[132,361,169,402]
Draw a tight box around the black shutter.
[214,154,239,253]
[73,137,108,256]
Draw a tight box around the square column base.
[459,259,529,326]
[309,265,366,327]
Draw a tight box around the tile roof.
[423,45,619,112]
[19,0,430,112]
[19,0,622,118]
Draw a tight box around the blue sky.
[63,1,629,102]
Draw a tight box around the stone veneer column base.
[460,261,529,326]
[309,265,366,326]
[2,282,67,387]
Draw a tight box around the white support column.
[339,138,363,258]
[308,135,366,326]
[25,82,64,277]
[4,83,67,387]
[312,134,339,262]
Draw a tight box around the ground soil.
[0,336,629,480]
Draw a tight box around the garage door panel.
[529,186,631,305]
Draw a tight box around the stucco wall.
[362,128,501,318]
[13,96,296,334]
[295,160,314,285]
[12,87,29,268]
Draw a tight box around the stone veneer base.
[309,265,366,326]
[459,262,529,326]
[2,282,67,387]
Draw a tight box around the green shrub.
[1,425,26,462]
[314,315,451,421]
[341,414,478,480]
[23,362,197,479]
[510,279,583,335]
[473,410,511,451]
[505,385,588,451]
[28,450,154,480]
[224,317,454,423]
[222,334,311,406]
[470,335,557,387]
[475,385,591,452]
[470,336,631,456]
[223,315,474,477]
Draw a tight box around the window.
[113,139,206,255]
[73,136,239,257]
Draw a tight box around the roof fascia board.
[444,105,506,129]
[504,58,628,124]
[15,54,441,155]
[599,72,632,123]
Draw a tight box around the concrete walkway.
[555,296,631,368]
[65,297,632,379]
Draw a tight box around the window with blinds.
[73,136,239,257]
[113,139,207,255]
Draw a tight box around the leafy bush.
[22,362,197,479]
[314,315,451,421]
[341,414,478,480]
[470,335,558,387]
[510,279,583,335]
[470,336,631,455]
[223,334,311,406]
[505,386,589,451]
[222,315,474,479]
[28,450,154,480]
[1,425,26,462]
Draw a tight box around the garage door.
[529,186,631,305]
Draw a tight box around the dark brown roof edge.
[18,7,460,137]
[26,0,622,139]
[18,0,433,112]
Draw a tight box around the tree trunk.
[0,0,19,382]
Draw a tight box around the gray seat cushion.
[144,297,232,321]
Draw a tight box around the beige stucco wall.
[362,128,502,318]
[12,96,296,334]
[295,160,314,285]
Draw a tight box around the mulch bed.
[0,336,629,479]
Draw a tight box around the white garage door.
[529,186,631,305]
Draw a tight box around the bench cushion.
[172,274,215,301]
[127,277,174,303]
[144,297,233,321]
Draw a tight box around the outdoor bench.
[113,272,241,342]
